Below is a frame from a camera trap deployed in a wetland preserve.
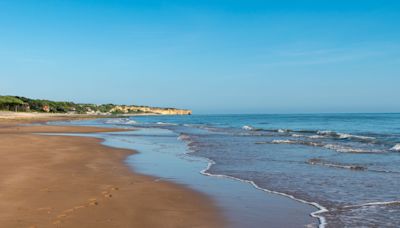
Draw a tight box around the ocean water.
[60,114,400,227]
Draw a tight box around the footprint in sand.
[52,186,120,224]
[63,208,75,213]
[89,198,99,206]
[57,214,67,219]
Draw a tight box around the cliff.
[0,95,192,115]
[110,106,192,115]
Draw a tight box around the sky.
[1,0,399,114]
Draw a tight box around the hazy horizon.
[1,0,399,114]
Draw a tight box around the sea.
[56,113,400,227]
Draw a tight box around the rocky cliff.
[0,95,192,115]
[110,106,192,115]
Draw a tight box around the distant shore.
[0,111,107,121]
[0,115,223,227]
[0,111,189,122]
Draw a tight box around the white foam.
[156,122,177,126]
[390,144,400,151]
[105,119,123,124]
[338,133,375,140]
[270,139,381,153]
[308,160,366,171]
[317,130,375,141]
[105,118,137,125]
[308,142,322,147]
[182,141,328,228]
[292,134,304,138]
[272,139,295,144]
[198,158,328,228]
[242,125,254,131]
[343,200,400,209]
[125,120,137,124]
[309,135,325,139]
[323,144,367,153]
[317,130,334,135]
[338,133,352,139]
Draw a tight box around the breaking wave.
[242,125,264,131]
[307,159,367,171]
[323,144,380,153]
[105,118,137,125]
[317,131,376,141]
[390,144,400,151]
[244,127,376,143]
[156,122,177,126]
[242,125,254,131]
[268,140,382,153]
[343,201,400,209]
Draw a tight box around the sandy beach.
[0,114,224,227]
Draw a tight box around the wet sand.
[0,117,224,227]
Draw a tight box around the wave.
[307,159,400,174]
[105,118,137,125]
[251,128,292,133]
[242,125,254,131]
[261,128,291,133]
[194,153,328,228]
[156,122,177,126]
[390,144,400,151]
[126,120,137,124]
[309,135,325,139]
[268,134,320,139]
[307,159,366,171]
[248,127,377,143]
[179,133,328,227]
[177,134,192,142]
[317,131,375,141]
[322,144,379,153]
[268,140,381,153]
[285,133,325,139]
[271,139,294,144]
[271,139,322,147]
[242,125,264,131]
[343,200,400,209]
[187,151,328,227]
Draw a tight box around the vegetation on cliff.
[0,95,191,115]
[0,96,27,112]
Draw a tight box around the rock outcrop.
[110,106,192,115]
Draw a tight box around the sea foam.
[156,122,177,126]
[317,130,375,141]
[242,125,254,130]
[105,118,137,125]
[390,144,400,151]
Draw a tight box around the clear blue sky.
[1,0,399,114]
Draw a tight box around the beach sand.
[0,115,224,227]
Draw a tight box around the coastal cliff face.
[110,106,192,115]
[0,95,192,115]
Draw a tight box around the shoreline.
[196,153,327,228]
[91,126,318,227]
[0,116,224,227]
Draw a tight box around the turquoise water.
[61,113,400,227]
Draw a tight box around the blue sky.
[1,0,399,114]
